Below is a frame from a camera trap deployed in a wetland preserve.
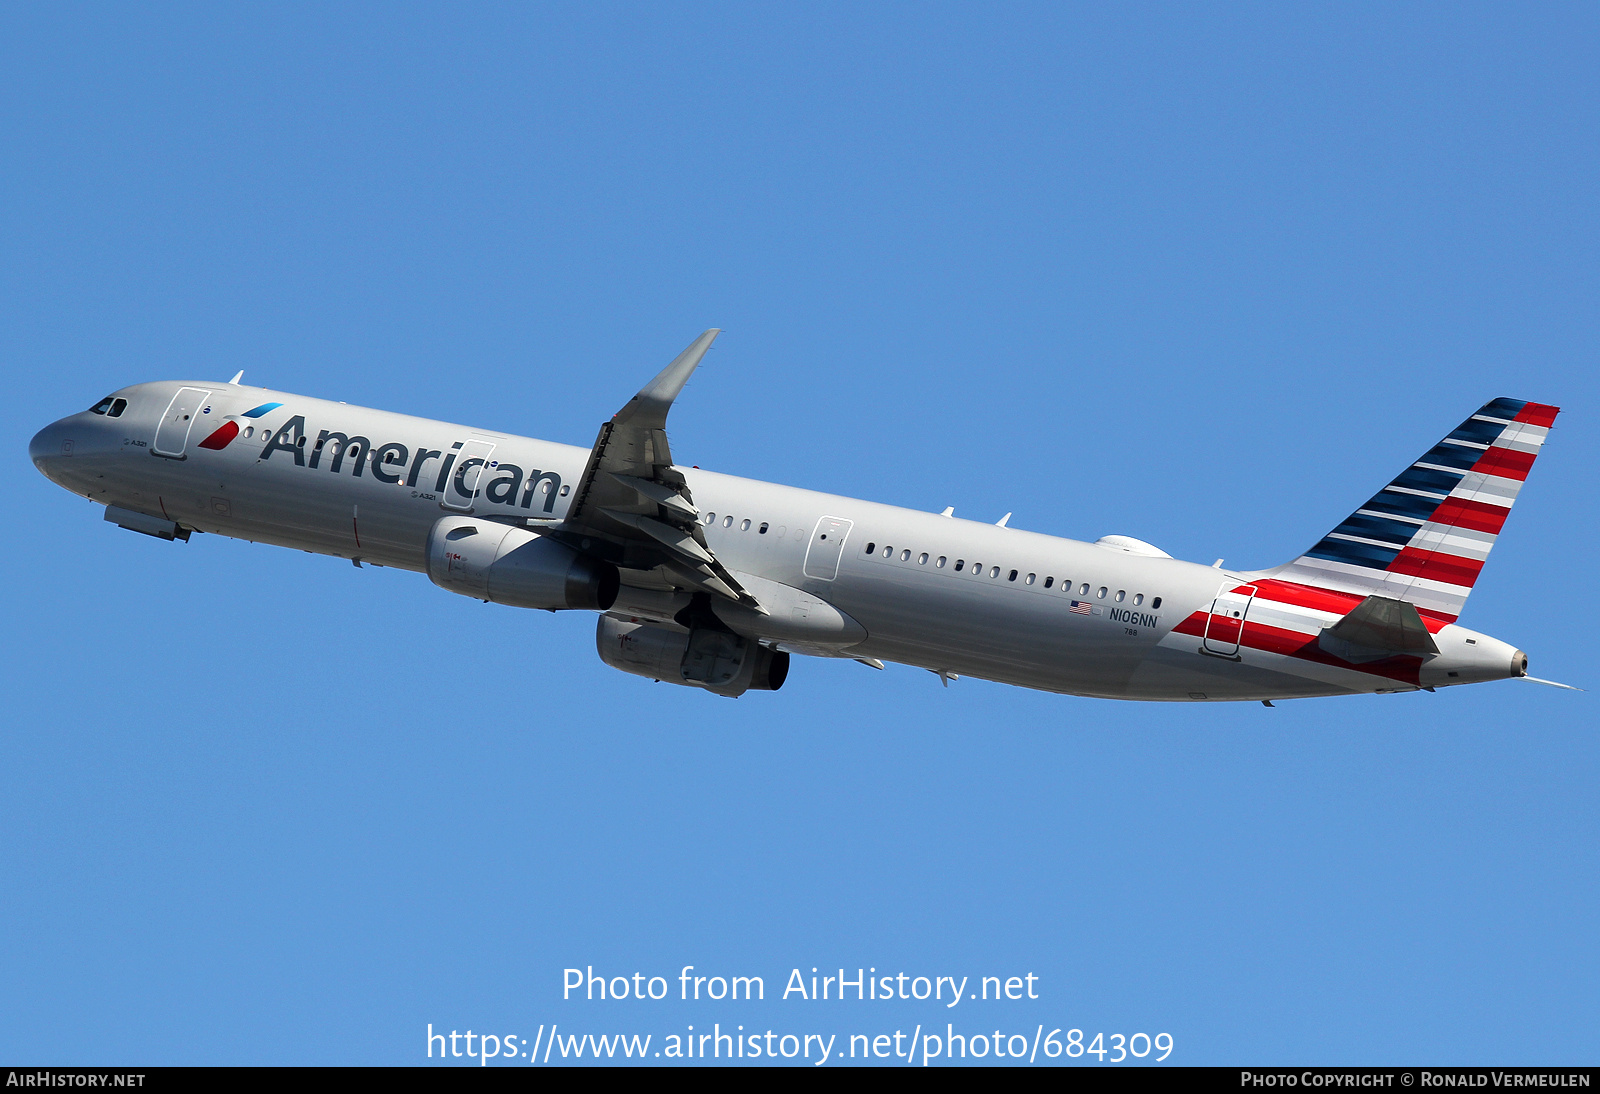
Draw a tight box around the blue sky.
[2,3,1595,1066]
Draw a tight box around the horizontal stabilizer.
[1319,595,1439,663]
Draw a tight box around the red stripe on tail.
[1249,578,1456,629]
[1427,496,1510,536]
[1472,445,1535,481]
[1386,547,1485,588]
[1171,611,1425,686]
[1514,403,1560,428]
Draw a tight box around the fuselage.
[30,379,1527,701]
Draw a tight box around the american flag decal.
[1069,600,1093,615]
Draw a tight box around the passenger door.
[442,439,497,511]
[152,387,213,458]
[1202,583,1258,657]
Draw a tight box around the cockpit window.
[90,396,115,415]
[107,398,127,417]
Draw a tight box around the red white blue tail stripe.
[1273,397,1559,621]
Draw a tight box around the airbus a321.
[30,331,1572,702]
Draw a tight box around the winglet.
[614,329,720,431]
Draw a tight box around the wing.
[553,330,762,609]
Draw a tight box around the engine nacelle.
[596,616,789,697]
[427,515,619,611]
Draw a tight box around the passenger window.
[723,515,733,527]
[1152,597,1162,609]
[89,396,115,414]
[937,556,947,568]
[956,560,966,572]
[900,549,911,562]
[560,485,571,496]
[1115,590,1125,602]
[108,398,127,417]
[1026,573,1035,585]
[1044,577,1053,588]
[741,519,751,531]
[759,523,768,534]
[990,566,1000,578]
[1079,583,1090,595]
[918,552,929,565]
[243,426,254,439]
[882,546,893,558]
[1133,593,1144,606]
[705,513,716,524]
[1008,569,1018,582]
[865,542,876,554]
[1097,587,1107,599]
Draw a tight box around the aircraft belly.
[827,567,1149,695]
[1124,645,1364,701]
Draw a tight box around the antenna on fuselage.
[228,370,244,385]
[996,512,1011,527]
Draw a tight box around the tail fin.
[1273,397,1559,622]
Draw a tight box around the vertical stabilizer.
[1273,398,1559,621]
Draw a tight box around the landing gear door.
[1202,583,1258,657]
[152,387,213,458]
[802,516,854,580]
[442,439,497,511]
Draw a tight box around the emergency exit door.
[802,516,854,580]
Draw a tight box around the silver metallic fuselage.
[31,380,1526,701]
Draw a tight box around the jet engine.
[426,515,619,611]
[596,615,789,697]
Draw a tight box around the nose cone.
[30,419,70,475]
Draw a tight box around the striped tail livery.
[1274,398,1560,622]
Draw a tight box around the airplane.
[29,330,1573,702]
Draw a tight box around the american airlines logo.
[196,402,282,450]
[246,410,564,513]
